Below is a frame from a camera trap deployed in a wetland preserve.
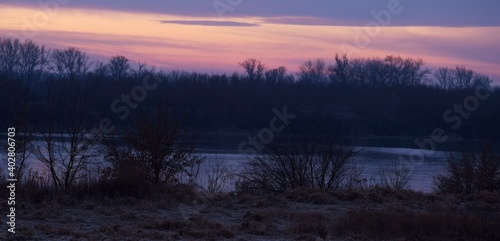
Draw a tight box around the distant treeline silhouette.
[1,37,499,139]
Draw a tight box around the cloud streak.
[0,3,498,82]
[3,0,500,27]
[158,20,259,27]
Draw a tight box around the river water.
[1,140,474,193]
[197,147,449,193]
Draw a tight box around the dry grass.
[5,185,500,240]
[335,208,500,241]
[287,211,330,238]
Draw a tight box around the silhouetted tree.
[299,58,328,84]
[34,77,102,192]
[92,61,109,78]
[329,54,350,85]
[50,47,92,80]
[18,39,49,81]
[472,73,492,89]
[384,55,428,87]
[265,66,289,84]
[434,66,492,90]
[434,67,455,90]
[365,58,389,86]
[454,65,475,90]
[348,58,370,86]
[0,37,21,80]
[108,55,131,81]
[239,58,266,82]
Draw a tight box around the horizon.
[0,1,499,82]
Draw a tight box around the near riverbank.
[6,185,500,241]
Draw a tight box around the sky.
[0,0,499,80]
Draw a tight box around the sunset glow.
[1,3,499,80]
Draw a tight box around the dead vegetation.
[3,185,499,241]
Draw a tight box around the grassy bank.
[3,185,500,241]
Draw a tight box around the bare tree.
[434,66,491,90]
[108,55,131,81]
[472,73,492,89]
[136,61,156,78]
[265,66,288,84]
[50,47,93,81]
[454,66,475,90]
[328,54,350,85]
[434,67,455,90]
[0,37,21,79]
[365,58,389,86]
[239,58,267,82]
[34,77,102,192]
[299,59,328,84]
[384,55,429,87]
[18,39,50,81]
[405,57,429,86]
[93,62,110,78]
[137,61,157,78]
[348,58,370,86]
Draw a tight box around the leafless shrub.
[106,104,203,186]
[379,160,412,190]
[435,144,500,194]
[313,140,360,190]
[203,155,233,193]
[241,135,359,193]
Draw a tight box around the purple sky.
[1,0,499,81]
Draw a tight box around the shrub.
[203,156,233,193]
[379,160,412,190]
[241,135,359,193]
[98,147,151,197]
[435,144,500,194]
[105,104,203,186]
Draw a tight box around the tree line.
[1,36,499,140]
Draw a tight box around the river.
[5,137,496,193]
